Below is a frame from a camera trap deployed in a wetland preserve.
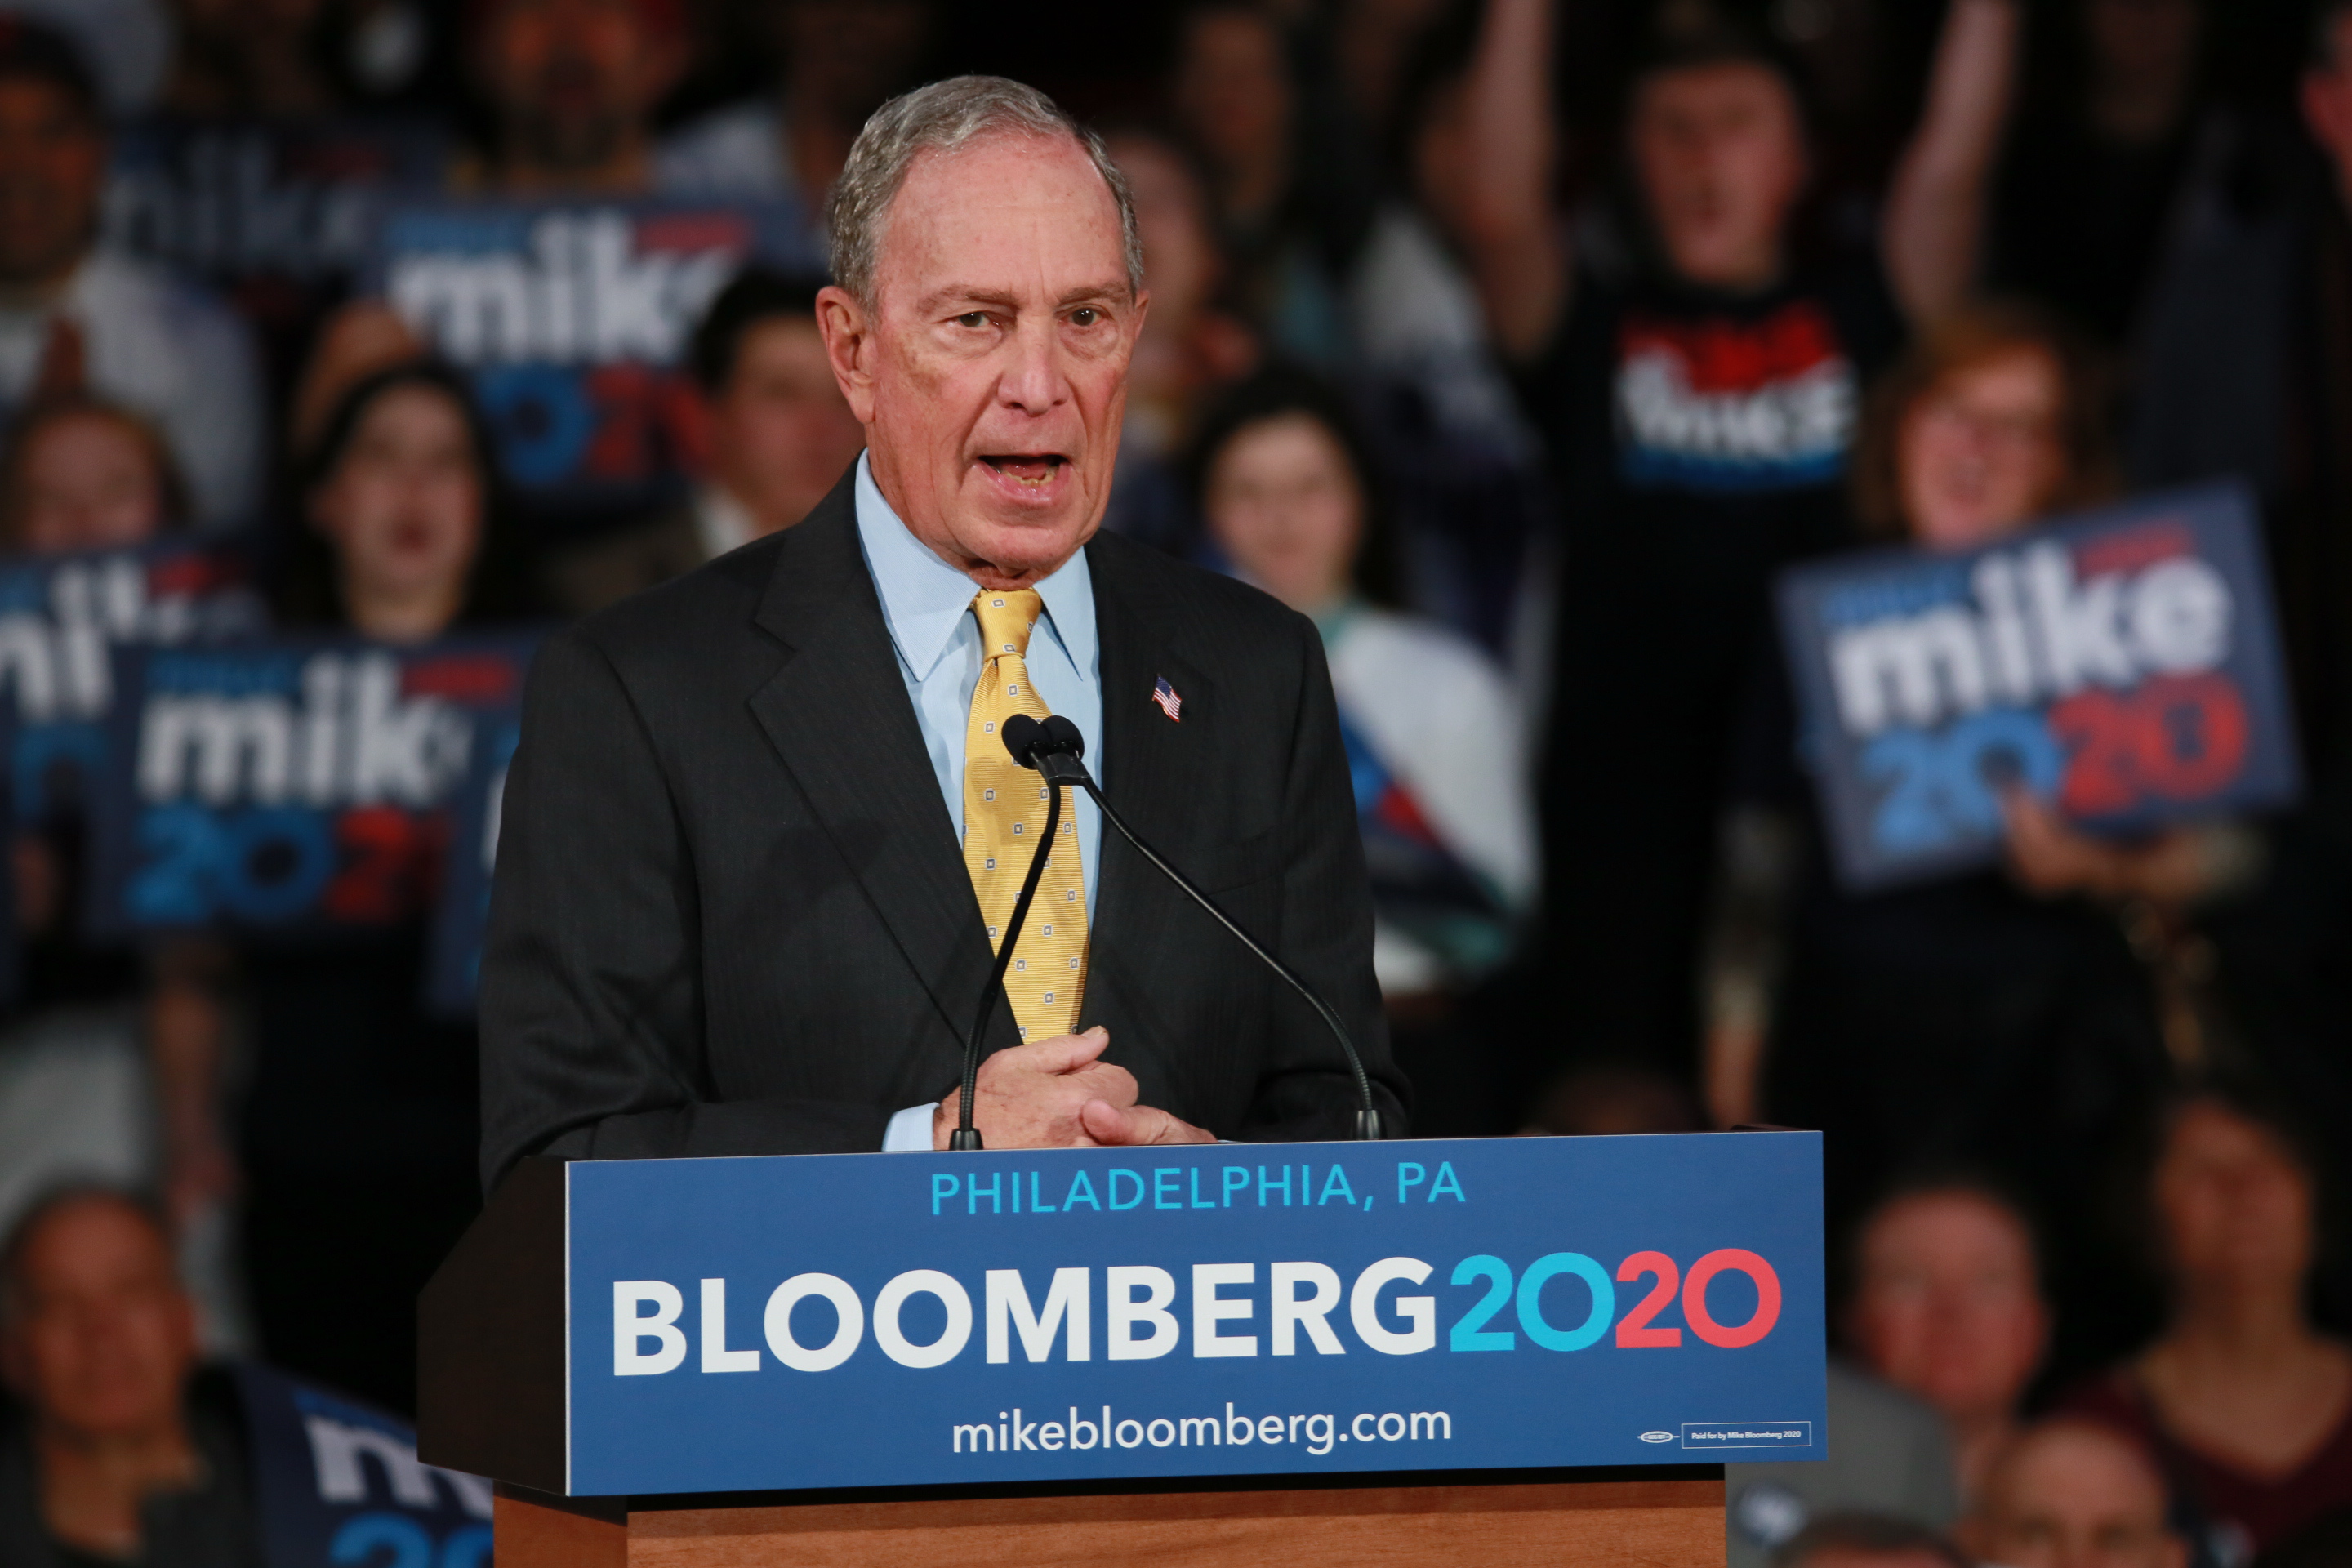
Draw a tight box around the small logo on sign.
[1638,1431,1675,1444]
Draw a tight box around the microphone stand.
[952,777,1062,1151]
[1001,714,1385,1141]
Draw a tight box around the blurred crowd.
[0,0,2349,1563]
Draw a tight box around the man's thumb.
[1030,1025,1111,1073]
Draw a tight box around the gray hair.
[826,75,1143,310]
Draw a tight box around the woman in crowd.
[1191,368,1535,1134]
[1717,304,2236,1356]
[2060,1087,2352,1559]
[153,363,534,1414]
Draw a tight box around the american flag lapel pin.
[1152,675,1183,722]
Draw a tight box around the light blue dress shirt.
[852,454,1106,1151]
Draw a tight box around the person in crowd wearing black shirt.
[1452,0,2019,1085]
[150,363,535,1415]
[0,1188,259,1568]
[546,269,866,615]
[2126,0,2352,1230]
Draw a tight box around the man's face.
[0,78,102,288]
[709,316,867,535]
[0,1199,197,1441]
[1850,1190,2048,1428]
[818,133,1146,588]
[1967,1425,2186,1568]
[476,0,681,176]
[1628,62,1807,292]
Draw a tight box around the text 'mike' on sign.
[1775,482,2300,891]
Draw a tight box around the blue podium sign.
[557,1133,1824,1496]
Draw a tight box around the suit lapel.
[743,479,1003,1047]
[1088,537,1214,951]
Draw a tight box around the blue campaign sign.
[1775,483,2301,891]
[234,1361,492,1568]
[106,117,448,289]
[562,1132,1824,1496]
[366,197,822,522]
[84,631,541,966]
[0,539,265,823]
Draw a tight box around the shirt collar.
[853,452,1095,684]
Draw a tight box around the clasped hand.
[930,1027,1214,1149]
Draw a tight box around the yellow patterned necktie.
[963,590,1088,1041]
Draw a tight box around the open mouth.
[981,454,1068,488]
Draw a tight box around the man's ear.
[815,285,879,426]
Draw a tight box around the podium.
[422,1137,1822,1565]
[488,1471,1726,1566]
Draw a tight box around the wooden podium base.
[495,1475,1725,1566]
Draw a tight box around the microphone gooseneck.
[1000,714,1384,1141]
[953,758,1063,1151]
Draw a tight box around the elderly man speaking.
[479,77,1406,1181]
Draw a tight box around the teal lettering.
[1397,1162,1426,1203]
[1189,1168,1216,1209]
[1031,1172,1057,1213]
[1223,1167,1250,1207]
[1318,1165,1356,1206]
[969,1172,1002,1215]
[1258,1166,1291,1207]
[1430,1162,1466,1202]
[1109,1169,1144,1211]
[932,1173,960,1216]
[1062,1171,1102,1211]
[1153,1168,1182,1209]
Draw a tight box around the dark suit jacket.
[479,471,1405,1188]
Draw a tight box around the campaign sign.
[564,1131,1823,1495]
[86,632,539,950]
[0,540,265,822]
[368,198,820,521]
[1776,483,2299,891]
[425,713,517,1018]
[106,118,448,289]
[234,1362,492,1568]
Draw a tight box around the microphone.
[1000,713,1385,1141]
